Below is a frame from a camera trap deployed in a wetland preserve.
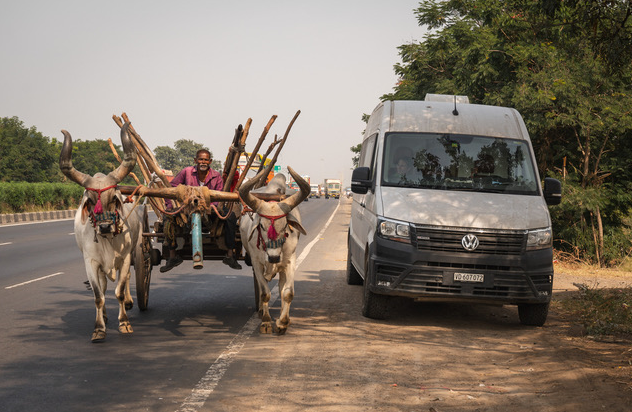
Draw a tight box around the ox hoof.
[275,320,290,335]
[260,322,273,334]
[91,330,107,342]
[118,322,134,334]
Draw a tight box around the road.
[1,196,631,412]
[0,197,338,412]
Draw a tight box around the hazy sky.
[1,1,424,186]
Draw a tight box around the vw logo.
[461,234,479,251]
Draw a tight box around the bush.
[557,283,632,339]
[0,182,84,213]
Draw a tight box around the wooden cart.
[111,111,300,310]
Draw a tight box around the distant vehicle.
[290,175,311,201]
[324,178,341,199]
[344,187,352,197]
[348,95,562,326]
[309,183,320,198]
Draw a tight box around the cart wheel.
[135,206,152,311]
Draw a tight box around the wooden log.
[257,134,280,175]
[235,114,277,190]
[113,114,171,189]
[112,114,172,212]
[223,119,250,193]
[118,185,288,203]
[255,110,301,188]
[222,124,243,179]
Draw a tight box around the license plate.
[453,273,484,283]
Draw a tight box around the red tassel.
[267,224,278,240]
[85,184,116,215]
[94,198,103,214]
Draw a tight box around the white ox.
[239,167,310,334]
[60,123,142,342]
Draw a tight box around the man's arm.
[171,167,189,187]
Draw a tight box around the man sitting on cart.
[160,149,242,272]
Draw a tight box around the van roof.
[369,100,529,141]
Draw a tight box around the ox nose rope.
[85,184,117,214]
[257,213,287,240]
[85,185,130,242]
[255,213,289,252]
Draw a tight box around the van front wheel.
[518,302,549,326]
[362,271,388,319]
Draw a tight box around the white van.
[348,96,562,326]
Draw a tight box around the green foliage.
[557,283,632,339]
[154,139,221,175]
[350,144,362,168]
[551,173,632,266]
[384,0,632,265]
[0,117,61,182]
[0,182,84,213]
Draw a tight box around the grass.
[553,260,632,340]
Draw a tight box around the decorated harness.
[85,185,122,237]
[256,213,289,252]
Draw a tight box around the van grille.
[414,225,526,256]
[375,264,552,299]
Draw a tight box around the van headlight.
[526,227,552,250]
[378,218,411,244]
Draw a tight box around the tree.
[154,139,221,175]
[350,113,370,167]
[384,0,632,265]
[350,144,362,168]
[0,117,61,182]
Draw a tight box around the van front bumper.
[368,235,553,305]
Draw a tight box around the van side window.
[358,133,377,179]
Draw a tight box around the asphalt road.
[0,197,340,412]
[3,197,630,412]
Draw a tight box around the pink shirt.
[167,166,224,208]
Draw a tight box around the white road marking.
[177,202,340,412]
[5,272,64,289]
[0,218,75,228]
[0,242,12,246]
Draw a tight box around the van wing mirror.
[543,177,562,206]
[351,167,371,194]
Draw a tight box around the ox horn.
[108,122,137,184]
[239,169,266,212]
[59,129,91,187]
[281,166,310,210]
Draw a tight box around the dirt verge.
[209,199,632,411]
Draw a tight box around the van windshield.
[382,133,539,195]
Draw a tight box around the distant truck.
[289,175,311,201]
[289,175,310,190]
[324,178,341,199]
[309,183,320,198]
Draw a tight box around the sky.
[1,0,425,187]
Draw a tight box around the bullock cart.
[111,111,301,311]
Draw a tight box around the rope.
[85,184,117,214]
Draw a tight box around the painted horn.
[281,166,310,210]
[108,122,137,183]
[239,168,266,212]
[59,129,91,187]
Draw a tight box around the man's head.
[396,157,413,175]
[195,149,212,173]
